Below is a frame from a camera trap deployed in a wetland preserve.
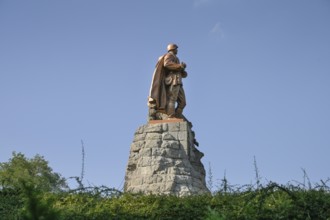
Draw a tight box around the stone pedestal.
[124,121,209,196]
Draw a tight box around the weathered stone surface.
[124,121,209,196]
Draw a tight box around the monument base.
[124,121,209,196]
[149,118,184,124]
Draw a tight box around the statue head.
[167,43,178,53]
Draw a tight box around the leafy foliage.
[0,152,67,219]
[0,188,22,219]
[2,183,329,219]
[0,152,67,192]
[1,152,330,219]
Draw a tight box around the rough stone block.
[179,122,188,131]
[145,140,162,148]
[165,131,179,140]
[161,123,168,131]
[164,148,183,159]
[127,163,137,172]
[178,132,188,141]
[146,133,162,141]
[167,122,181,132]
[161,141,180,149]
[135,125,145,134]
[134,133,147,142]
[144,123,163,133]
[151,148,166,157]
[162,132,176,140]
[138,157,152,167]
[124,121,209,196]
[140,148,152,157]
[131,142,141,152]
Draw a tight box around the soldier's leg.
[176,86,186,118]
[167,85,180,118]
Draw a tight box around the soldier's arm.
[164,54,183,71]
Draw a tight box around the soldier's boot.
[175,107,184,118]
[167,102,176,118]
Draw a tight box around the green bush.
[1,183,330,219]
[1,153,329,219]
[0,188,22,220]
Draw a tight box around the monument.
[124,44,209,196]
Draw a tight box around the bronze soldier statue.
[148,44,188,120]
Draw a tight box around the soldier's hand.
[182,71,188,78]
[180,62,187,69]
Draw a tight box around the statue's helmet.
[167,43,178,52]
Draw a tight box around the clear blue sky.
[1,0,329,189]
